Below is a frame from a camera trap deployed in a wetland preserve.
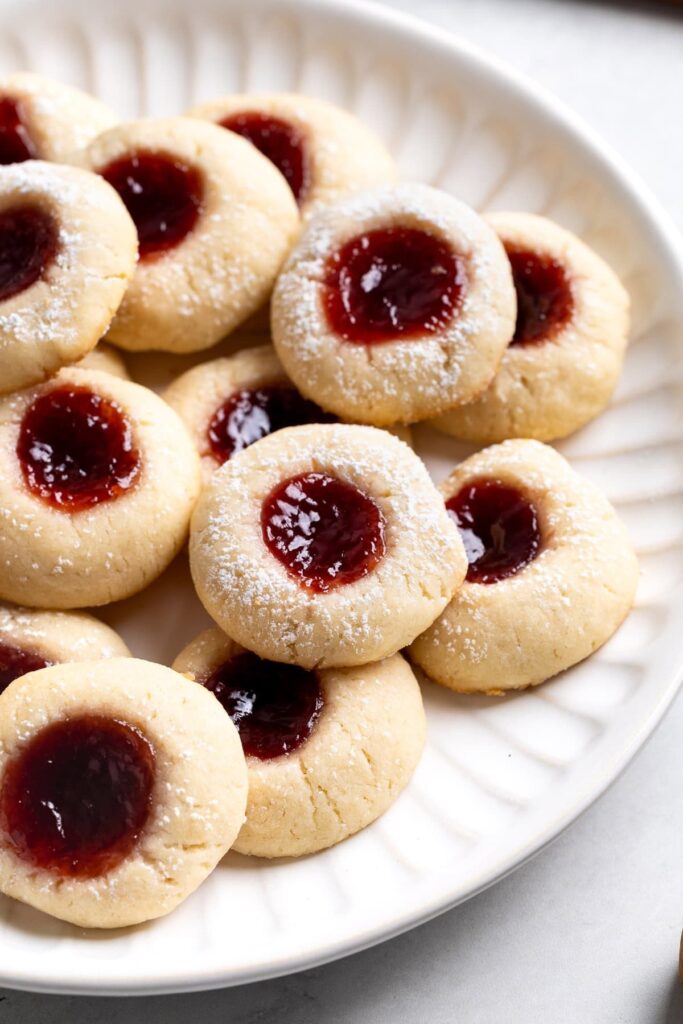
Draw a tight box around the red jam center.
[261,472,386,593]
[507,247,573,346]
[220,111,310,204]
[322,226,466,344]
[208,384,334,463]
[204,652,323,760]
[0,97,37,164]
[0,205,58,303]
[447,479,541,584]
[0,715,155,878]
[0,641,51,695]
[17,386,141,511]
[100,152,204,260]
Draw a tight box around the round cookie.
[190,423,467,668]
[410,439,639,693]
[0,161,137,395]
[431,212,630,443]
[271,184,516,425]
[79,117,299,353]
[0,72,117,165]
[164,343,412,481]
[0,658,247,927]
[173,628,425,858]
[0,603,130,693]
[0,366,201,609]
[77,343,130,380]
[187,92,397,215]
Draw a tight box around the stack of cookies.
[0,72,637,929]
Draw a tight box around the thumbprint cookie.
[80,117,299,353]
[410,440,639,693]
[187,92,396,215]
[0,603,129,694]
[190,423,466,668]
[173,628,425,858]
[271,184,516,425]
[0,366,200,609]
[0,659,247,927]
[0,161,137,395]
[77,343,130,380]
[431,212,630,443]
[0,72,117,166]
[164,343,413,481]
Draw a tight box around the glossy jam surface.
[507,247,573,346]
[323,226,466,344]
[208,384,333,463]
[262,472,386,593]
[447,479,541,584]
[0,715,155,878]
[101,152,203,259]
[204,652,323,760]
[0,641,51,695]
[0,205,58,303]
[220,111,310,204]
[17,386,141,511]
[0,97,37,164]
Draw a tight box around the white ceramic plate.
[1,0,682,996]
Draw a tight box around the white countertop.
[5,1,683,1020]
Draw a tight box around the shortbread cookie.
[165,343,412,481]
[173,628,425,858]
[0,366,200,609]
[0,72,117,165]
[77,343,130,380]
[187,93,396,215]
[431,213,630,443]
[271,184,516,425]
[79,117,299,353]
[164,344,334,479]
[410,440,639,693]
[0,658,247,927]
[190,423,466,668]
[0,603,130,693]
[0,161,137,395]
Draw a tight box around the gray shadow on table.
[660,977,683,1023]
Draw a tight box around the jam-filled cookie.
[0,366,200,609]
[187,93,396,215]
[0,603,129,694]
[77,343,130,380]
[431,213,630,443]
[190,423,466,668]
[80,117,299,353]
[173,628,425,858]
[0,658,247,927]
[0,161,137,395]
[164,343,413,481]
[271,184,516,425]
[410,440,638,693]
[0,72,117,166]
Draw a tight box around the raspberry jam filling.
[0,715,155,878]
[220,111,310,204]
[0,641,51,695]
[0,97,37,164]
[447,479,541,584]
[323,226,466,344]
[261,472,386,593]
[507,247,573,346]
[17,386,141,511]
[203,652,323,760]
[100,152,204,259]
[0,205,58,303]
[208,384,333,463]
